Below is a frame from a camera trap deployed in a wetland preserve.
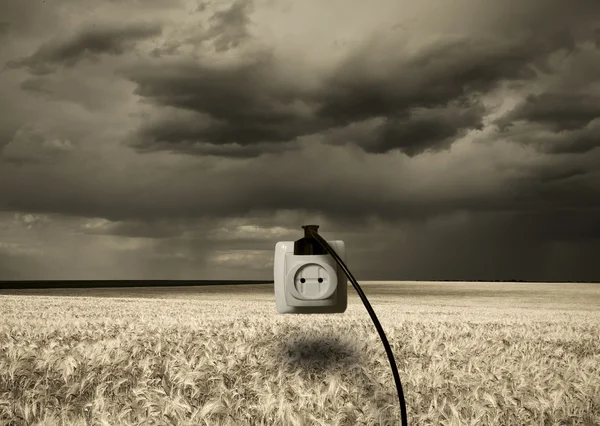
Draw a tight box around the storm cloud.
[6,21,162,75]
[495,91,600,154]
[122,29,582,157]
[491,38,600,155]
[0,0,599,281]
[499,93,600,132]
[206,0,255,52]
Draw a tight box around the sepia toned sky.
[0,0,599,281]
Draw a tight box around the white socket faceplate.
[274,240,347,314]
[287,262,337,300]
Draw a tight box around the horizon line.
[0,279,598,290]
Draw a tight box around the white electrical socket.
[274,240,347,314]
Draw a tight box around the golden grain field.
[1,282,599,425]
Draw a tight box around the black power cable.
[304,225,408,426]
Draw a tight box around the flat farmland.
[1,282,599,425]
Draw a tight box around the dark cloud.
[121,0,600,159]
[123,29,580,158]
[494,91,600,155]
[489,40,600,154]
[0,123,19,153]
[125,72,320,154]
[315,35,551,124]
[535,167,589,183]
[1,0,600,281]
[1,147,599,281]
[19,77,54,95]
[493,116,600,155]
[150,0,255,58]
[497,93,600,132]
[351,211,600,282]
[547,126,600,155]
[2,131,597,230]
[1,125,75,165]
[16,72,132,112]
[0,0,180,42]
[79,219,188,239]
[366,102,485,155]
[206,0,254,52]
[6,21,162,75]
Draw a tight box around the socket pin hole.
[318,278,323,283]
[300,278,305,283]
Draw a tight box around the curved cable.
[307,228,408,426]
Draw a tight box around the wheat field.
[1,282,599,425]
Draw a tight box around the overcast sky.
[0,0,599,281]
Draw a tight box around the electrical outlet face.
[291,263,335,299]
[274,240,347,314]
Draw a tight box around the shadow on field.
[272,333,395,412]
[274,333,360,375]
